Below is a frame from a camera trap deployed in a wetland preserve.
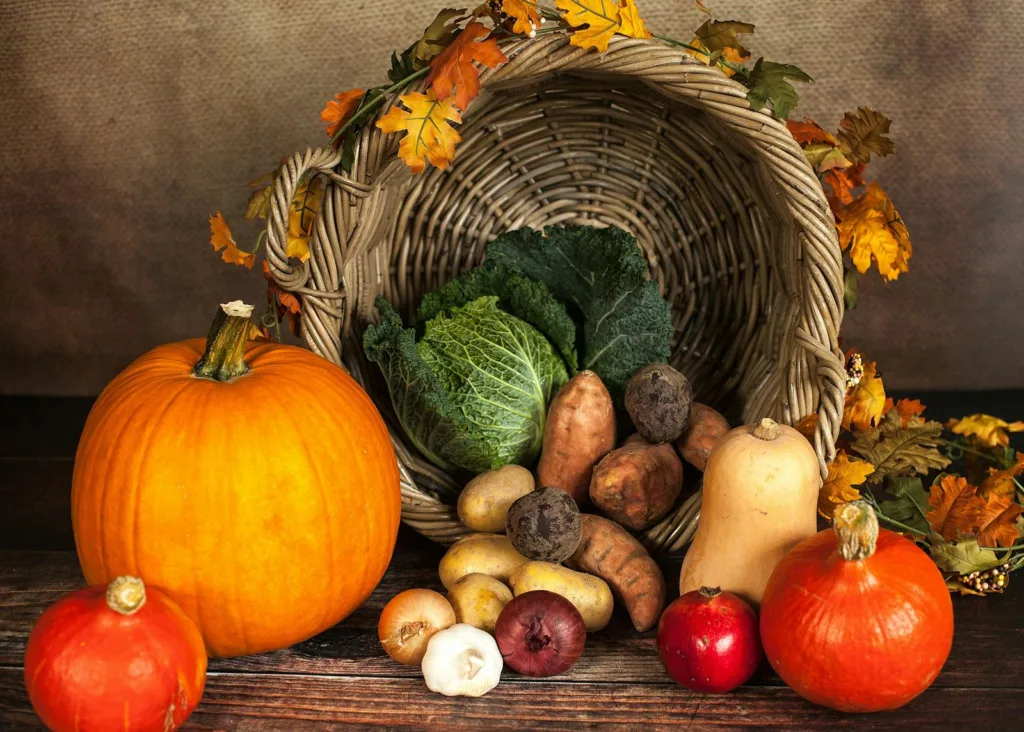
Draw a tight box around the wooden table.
[2,395,1023,730]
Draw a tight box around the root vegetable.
[446,574,513,634]
[505,487,582,563]
[674,403,730,471]
[566,514,665,632]
[624,364,693,443]
[589,437,683,530]
[378,589,457,665]
[438,534,530,589]
[508,561,614,632]
[495,591,586,677]
[457,465,535,533]
[536,371,616,505]
[421,624,503,697]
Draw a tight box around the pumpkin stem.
[833,500,879,561]
[106,576,147,615]
[752,418,782,441]
[193,301,255,382]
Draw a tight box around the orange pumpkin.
[72,302,402,658]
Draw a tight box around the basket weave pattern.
[263,33,846,553]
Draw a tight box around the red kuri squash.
[759,501,954,712]
[24,576,206,731]
[72,302,402,657]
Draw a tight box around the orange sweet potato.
[537,370,616,505]
[567,514,666,632]
[589,436,683,530]
[674,403,730,471]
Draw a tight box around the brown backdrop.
[2,0,1021,395]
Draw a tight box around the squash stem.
[752,418,782,441]
[106,576,147,615]
[193,301,255,382]
[833,501,879,561]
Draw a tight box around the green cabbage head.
[364,295,568,475]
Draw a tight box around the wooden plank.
[2,667,1021,731]
[2,550,1022,690]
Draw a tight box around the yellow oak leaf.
[321,88,365,139]
[427,21,508,112]
[948,414,1024,448]
[976,491,1024,548]
[980,452,1024,500]
[837,107,895,164]
[836,183,912,281]
[376,90,462,173]
[285,178,323,262]
[882,397,926,427]
[842,359,886,432]
[209,212,255,269]
[819,451,874,519]
[503,0,543,36]
[556,0,651,53]
[926,475,984,541]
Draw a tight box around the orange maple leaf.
[321,88,365,140]
[948,414,1024,449]
[209,212,255,269]
[376,91,462,173]
[819,451,874,519]
[926,475,985,541]
[836,183,912,281]
[503,0,543,36]
[882,397,926,427]
[556,0,652,53]
[787,119,838,146]
[426,21,507,112]
[842,359,886,432]
[980,452,1024,500]
[976,492,1024,548]
[261,260,301,316]
[823,164,864,214]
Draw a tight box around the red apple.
[657,586,762,693]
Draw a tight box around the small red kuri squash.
[24,576,207,731]
[72,302,402,657]
[760,500,954,712]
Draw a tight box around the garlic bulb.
[420,623,502,697]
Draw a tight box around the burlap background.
[1,1,1021,394]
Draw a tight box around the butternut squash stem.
[193,301,255,382]
[106,576,147,615]
[751,418,782,441]
[833,501,879,561]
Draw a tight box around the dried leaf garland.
[376,90,463,173]
[502,0,543,36]
[842,359,886,432]
[927,474,984,542]
[882,397,927,427]
[850,411,951,483]
[692,18,754,59]
[979,452,1024,500]
[820,451,874,518]
[286,178,324,262]
[929,535,1003,574]
[976,492,1024,548]
[837,183,912,282]
[877,476,931,534]
[948,414,1024,448]
[744,59,812,120]
[209,213,255,269]
[426,21,508,111]
[321,88,365,140]
[556,0,652,53]
[837,107,895,164]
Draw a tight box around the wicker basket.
[262,32,846,553]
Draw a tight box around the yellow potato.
[438,534,530,589]
[447,573,514,634]
[457,465,535,533]
[508,561,614,632]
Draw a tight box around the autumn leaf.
[882,397,926,427]
[411,8,466,66]
[693,18,754,59]
[285,178,323,262]
[556,0,652,53]
[248,323,272,341]
[376,90,463,173]
[502,0,542,36]
[850,410,951,483]
[686,40,745,76]
[837,107,895,164]
[787,119,837,147]
[321,88,365,139]
[209,212,255,269]
[948,414,1024,449]
[427,21,507,112]
[794,412,818,441]
[262,260,302,336]
[744,59,812,120]
[975,492,1023,548]
[877,476,931,534]
[929,534,1002,574]
[823,164,864,214]
[245,184,273,221]
[836,183,912,281]
[819,451,874,519]
[843,359,886,432]
[979,452,1024,499]
[926,474,984,541]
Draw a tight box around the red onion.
[495,590,586,677]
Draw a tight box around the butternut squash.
[679,418,819,606]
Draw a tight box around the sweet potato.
[537,370,616,505]
[567,514,666,632]
[674,403,730,471]
[589,436,683,530]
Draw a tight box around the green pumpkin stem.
[193,301,255,382]
[106,576,147,615]
[833,500,879,561]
